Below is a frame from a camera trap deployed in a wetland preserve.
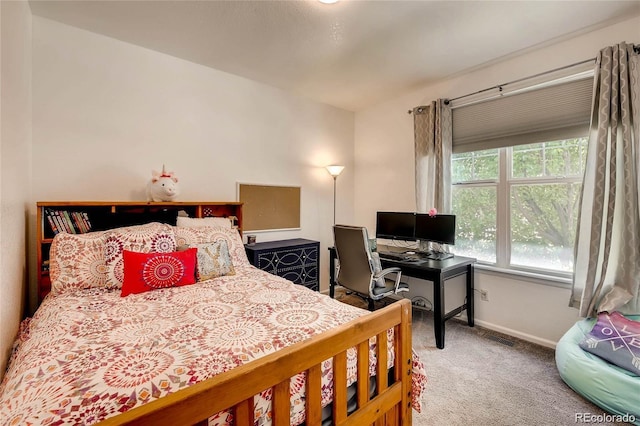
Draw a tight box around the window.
[452,137,588,275]
[448,65,594,276]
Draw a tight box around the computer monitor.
[375,212,416,241]
[414,214,456,245]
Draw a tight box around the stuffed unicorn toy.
[147,165,180,202]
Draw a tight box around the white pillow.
[176,216,233,229]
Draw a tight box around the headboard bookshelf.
[36,201,243,305]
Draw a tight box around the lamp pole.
[332,175,338,225]
[325,165,345,226]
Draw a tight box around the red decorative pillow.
[121,248,197,296]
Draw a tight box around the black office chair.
[332,225,409,310]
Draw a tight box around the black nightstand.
[245,239,320,291]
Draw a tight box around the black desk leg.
[434,273,445,349]
[467,264,475,327]
[329,247,336,298]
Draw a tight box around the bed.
[1,216,427,425]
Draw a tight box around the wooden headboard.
[36,201,243,305]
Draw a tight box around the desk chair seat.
[333,224,407,310]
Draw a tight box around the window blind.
[451,76,594,153]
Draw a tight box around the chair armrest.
[373,267,401,279]
[373,267,406,293]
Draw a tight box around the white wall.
[30,17,355,311]
[24,10,640,348]
[354,16,640,347]
[0,0,32,378]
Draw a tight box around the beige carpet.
[333,288,630,426]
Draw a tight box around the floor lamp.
[326,165,345,225]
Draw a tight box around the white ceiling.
[29,0,640,112]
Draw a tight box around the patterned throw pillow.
[176,216,233,229]
[579,311,640,375]
[103,223,176,288]
[173,226,250,267]
[49,230,108,294]
[121,248,197,296]
[193,240,236,281]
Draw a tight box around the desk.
[328,246,476,349]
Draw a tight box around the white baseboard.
[474,319,557,349]
[322,288,558,349]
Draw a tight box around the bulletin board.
[238,183,301,232]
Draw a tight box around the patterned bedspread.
[0,265,427,425]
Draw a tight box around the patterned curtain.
[413,99,452,214]
[570,42,640,317]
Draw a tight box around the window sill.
[474,263,572,289]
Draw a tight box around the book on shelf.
[55,210,70,233]
[52,210,66,234]
[45,209,59,235]
[45,209,92,235]
[82,212,92,232]
[71,212,81,233]
[62,210,76,233]
[72,212,86,233]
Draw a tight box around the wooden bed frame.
[98,299,414,426]
[34,201,415,425]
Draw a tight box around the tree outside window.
[451,138,587,274]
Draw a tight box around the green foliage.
[511,183,581,247]
[452,149,499,183]
[452,186,496,262]
[512,139,587,178]
[451,138,588,271]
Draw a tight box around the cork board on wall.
[238,183,301,231]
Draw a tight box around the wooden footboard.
[98,299,413,426]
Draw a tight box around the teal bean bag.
[556,315,640,425]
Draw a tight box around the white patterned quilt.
[0,265,427,425]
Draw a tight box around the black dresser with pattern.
[245,239,320,291]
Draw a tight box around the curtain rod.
[442,57,597,106]
[406,57,595,114]
[408,44,640,114]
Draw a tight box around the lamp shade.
[326,165,345,177]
